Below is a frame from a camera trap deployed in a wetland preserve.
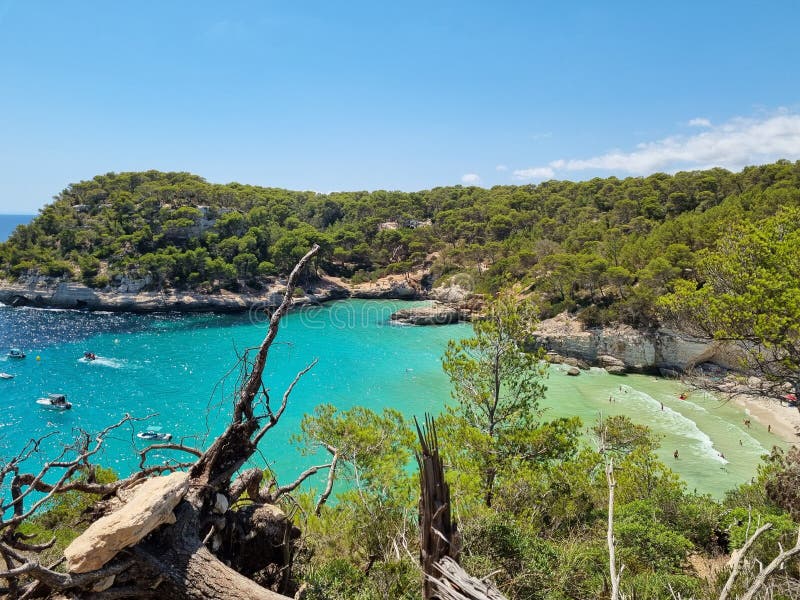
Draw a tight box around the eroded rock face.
[391,304,462,325]
[0,279,349,313]
[350,280,421,299]
[429,283,472,304]
[64,472,190,573]
[534,312,745,373]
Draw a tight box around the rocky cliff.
[0,277,350,313]
[533,312,745,374]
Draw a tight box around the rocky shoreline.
[0,277,743,375]
[0,272,480,316]
[0,277,350,313]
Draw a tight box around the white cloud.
[513,111,800,180]
[495,164,509,172]
[461,173,481,184]
[512,166,554,180]
[688,117,712,128]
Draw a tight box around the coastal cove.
[0,299,783,498]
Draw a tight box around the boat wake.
[78,356,126,368]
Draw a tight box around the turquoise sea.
[0,299,782,498]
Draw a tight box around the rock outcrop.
[0,278,350,313]
[391,303,462,325]
[534,312,745,374]
[64,472,190,573]
[428,282,472,304]
[349,276,423,300]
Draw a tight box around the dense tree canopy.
[5,161,800,326]
[440,292,554,507]
[660,208,800,398]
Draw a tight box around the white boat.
[36,393,72,411]
[137,430,172,441]
[7,349,25,359]
[0,372,14,380]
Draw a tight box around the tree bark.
[133,503,290,600]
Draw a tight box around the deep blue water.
[0,214,35,241]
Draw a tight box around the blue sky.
[2,1,800,213]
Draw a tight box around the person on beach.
[768,424,771,433]
[660,402,664,410]
[744,419,751,428]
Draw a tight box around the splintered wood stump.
[428,557,508,600]
[416,415,459,600]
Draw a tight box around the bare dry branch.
[606,459,623,600]
[718,522,773,600]
[315,450,339,515]
[254,358,319,446]
[740,527,800,600]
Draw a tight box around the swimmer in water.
[673,449,679,460]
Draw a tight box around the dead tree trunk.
[0,245,324,599]
[416,415,459,600]
[417,415,506,600]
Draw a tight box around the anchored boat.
[36,393,72,411]
[136,430,173,441]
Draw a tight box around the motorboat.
[36,393,72,411]
[0,372,14,380]
[83,352,97,361]
[7,349,25,359]
[136,430,172,441]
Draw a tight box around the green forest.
[3,160,800,327]
[3,164,800,598]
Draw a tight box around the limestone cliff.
[0,277,349,313]
[533,312,745,374]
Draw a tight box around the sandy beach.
[730,394,800,446]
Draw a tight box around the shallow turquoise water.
[0,300,783,498]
